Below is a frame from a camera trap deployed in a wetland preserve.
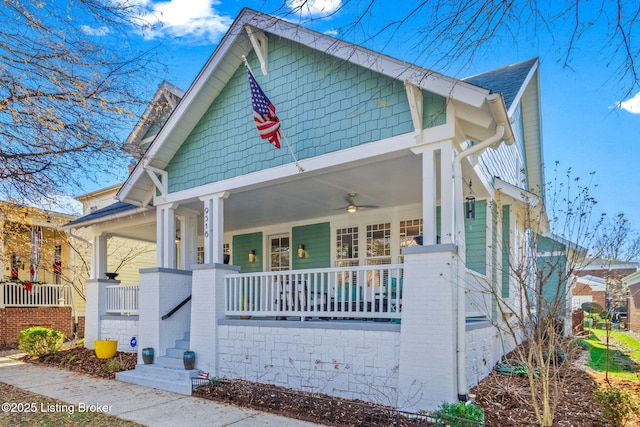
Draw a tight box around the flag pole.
[242,55,305,173]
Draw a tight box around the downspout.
[453,122,505,401]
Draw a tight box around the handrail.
[161,295,192,320]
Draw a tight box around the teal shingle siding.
[465,200,487,275]
[292,222,330,270]
[535,234,568,316]
[166,36,446,193]
[232,232,263,273]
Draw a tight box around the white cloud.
[288,0,342,17]
[139,0,232,43]
[618,92,640,114]
[80,25,110,36]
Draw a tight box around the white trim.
[405,81,423,135]
[144,166,168,197]
[245,25,268,75]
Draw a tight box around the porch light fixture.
[298,244,305,258]
[347,204,357,213]
[174,232,181,243]
[248,250,256,263]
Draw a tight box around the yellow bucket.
[94,340,118,359]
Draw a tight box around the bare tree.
[281,1,639,97]
[0,0,159,204]
[471,165,611,426]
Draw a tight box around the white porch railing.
[0,283,73,308]
[225,265,403,321]
[106,284,139,315]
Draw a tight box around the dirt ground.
[8,344,640,426]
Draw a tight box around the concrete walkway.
[0,355,321,426]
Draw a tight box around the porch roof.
[65,201,148,228]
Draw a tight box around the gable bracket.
[404,81,423,135]
[245,25,268,75]
[144,165,168,198]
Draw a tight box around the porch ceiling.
[222,154,424,231]
[182,150,482,232]
[95,149,484,241]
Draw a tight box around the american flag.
[246,64,281,148]
[197,371,209,379]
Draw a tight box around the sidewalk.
[0,355,321,426]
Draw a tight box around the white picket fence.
[0,282,73,308]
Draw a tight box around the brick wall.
[0,307,83,346]
[628,283,640,333]
[217,323,401,406]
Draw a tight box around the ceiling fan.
[335,192,379,213]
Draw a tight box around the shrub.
[433,401,484,427]
[594,386,639,427]
[18,327,65,357]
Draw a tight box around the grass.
[578,330,640,381]
[592,329,640,361]
[0,382,141,427]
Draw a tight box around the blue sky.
[83,0,640,229]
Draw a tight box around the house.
[622,271,640,332]
[75,184,156,286]
[572,275,607,311]
[66,8,553,411]
[0,202,82,345]
[573,258,639,315]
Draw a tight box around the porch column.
[84,278,112,349]
[90,232,108,280]
[399,245,459,411]
[199,192,230,265]
[411,145,438,245]
[439,141,455,244]
[156,203,177,268]
[177,211,198,270]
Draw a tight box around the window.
[400,219,422,248]
[366,223,391,265]
[270,235,290,271]
[197,244,229,264]
[399,219,422,263]
[336,227,358,267]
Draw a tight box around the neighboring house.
[572,275,607,311]
[75,185,156,286]
[623,270,640,333]
[0,202,83,344]
[66,9,559,411]
[574,258,639,314]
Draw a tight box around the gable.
[166,36,446,193]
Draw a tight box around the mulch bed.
[22,345,137,379]
[193,378,438,427]
[471,367,604,426]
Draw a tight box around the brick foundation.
[0,307,84,346]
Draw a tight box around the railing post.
[0,282,4,308]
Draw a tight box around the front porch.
[89,245,501,411]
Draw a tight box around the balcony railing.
[225,265,403,321]
[0,282,73,308]
[106,284,139,315]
